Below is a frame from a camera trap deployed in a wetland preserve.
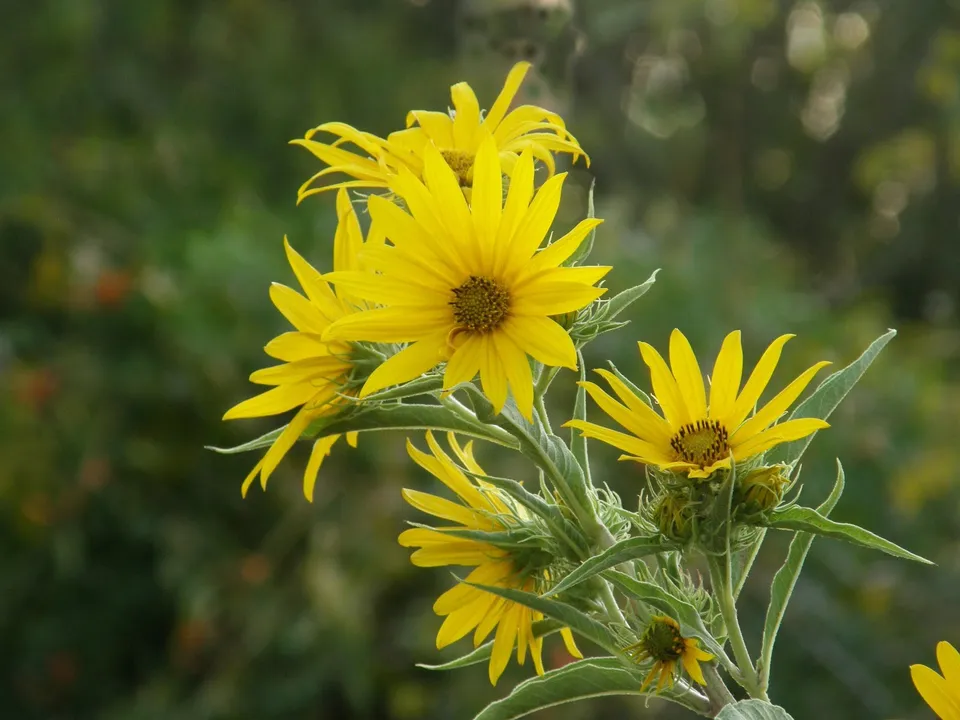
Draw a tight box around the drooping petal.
[360,331,449,396]
[489,601,521,685]
[303,434,340,502]
[259,406,315,489]
[681,646,707,685]
[560,628,583,659]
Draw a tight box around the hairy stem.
[701,662,737,716]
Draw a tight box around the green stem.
[534,394,553,434]
[439,395,518,448]
[708,556,768,700]
[733,529,766,600]
[701,662,737,716]
[598,579,627,626]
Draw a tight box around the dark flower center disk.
[642,619,685,663]
[670,419,730,467]
[440,149,475,187]
[451,276,510,333]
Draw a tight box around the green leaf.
[564,179,598,267]
[759,460,845,684]
[603,571,727,661]
[545,537,673,597]
[472,658,651,720]
[769,329,896,466]
[306,403,519,448]
[206,426,284,454]
[468,582,622,655]
[571,354,590,473]
[716,699,795,720]
[604,362,655,407]
[419,620,562,672]
[764,504,931,564]
[359,375,443,401]
[593,270,660,324]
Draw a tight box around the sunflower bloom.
[222,190,367,501]
[911,641,960,720]
[321,135,609,421]
[292,61,586,201]
[565,330,831,478]
[399,431,582,686]
[625,616,714,692]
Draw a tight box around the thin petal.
[638,341,689,429]
[731,418,830,460]
[725,334,794,429]
[938,641,960,688]
[515,218,604,281]
[406,109,454,146]
[282,237,340,312]
[248,357,349,386]
[451,81,481,149]
[223,383,311,420]
[503,173,566,271]
[669,329,707,420]
[264,331,333,362]
[489,602,521,685]
[422,142,475,256]
[437,593,495,648]
[478,335,509,415]
[333,189,364,291]
[323,307,450,343]
[493,331,534,422]
[471,133,503,269]
[709,331,743,421]
[580,381,671,446]
[593,369,673,444]
[484,61,530,130]
[564,420,675,465]
[511,281,606,316]
[732,361,831,443]
[303,435,340,502]
[444,335,483,389]
[494,149,535,275]
[681,650,707,686]
[270,283,329,334]
[322,270,448,307]
[401,488,487,528]
[560,628,583,659]
[260,407,314,488]
[361,331,449,396]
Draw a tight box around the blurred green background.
[3,0,959,718]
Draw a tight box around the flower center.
[440,149,475,187]
[451,276,511,333]
[640,617,685,663]
[670,419,730,467]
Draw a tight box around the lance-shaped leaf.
[763,505,931,564]
[571,353,590,473]
[603,571,728,662]
[589,270,660,325]
[545,537,674,597]
[564,180,599,267]
[604,362,654,407]
[208,426,284,455]
[716,699,796,720]
[769,329,896,467]
[467,582,622,655]
[472,657,706,720]
[419,620,563,672]
[759,460,845,685]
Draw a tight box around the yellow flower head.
[911,641,960,720]
[398,431,582,686]
[625,615,714,692]
[292,62,586,201]
[565,330,831,479]
[222,189,368,501]
[321,137,609,421]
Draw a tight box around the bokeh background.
[3,0,959,718]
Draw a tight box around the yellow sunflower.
[292,61,586,201]
[911,641,960,720]
[399,431,582,686]
[320,135,608,421]
[625,615,714,692]
[222,189,367,501]
[565,329,831,478]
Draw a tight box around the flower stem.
[701,662,737,716]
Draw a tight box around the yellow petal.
[560,627,583,659]
[516,218,604,280]
[682,649,707,686]
[240,457,264,498]
[401,488,487,528]
[564,420,675,465]
[478,335,509,415]
[503,172,566,271]
[511,281,606,316]
[270,283,329,334]
[323,307,450,344]
[911,664,960,720]
[725,334,794,430]
[732,361,831,443]
[407,435,490,511]
[709,331,743,421]
[444,335,483,389]
[731,418,830,460]
[484,61,531,130]
[282,237,340,313]
[580,381,671,446]
[248,357,349,386]
[437,592,495,648]
[323,270,449,307]
[264,331,332,362]
[493,150,535,274]
[410,543,497,567]
[471,133,503,266]
[359,242,457,292]
[422,142,475,256]
[406,109,454,146]
[502,316,577,369]
[593,369,673,444]
[493,330,534,422]
[489,602,521,685]
[222,383,312,420]
[433,566,505,613]
[260,406,314,489]
[669,329,707,420]
[938,642,960,689]
[303,435,340,502]
[450,81,481,149]
[360,331,449,396]
[333,188,363,274]
[638,340,689,429]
